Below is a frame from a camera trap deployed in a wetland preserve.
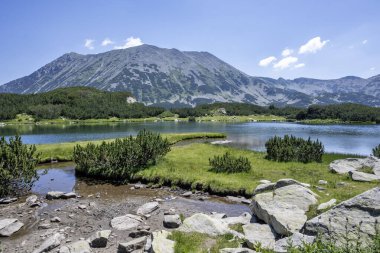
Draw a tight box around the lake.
[1,121,379,155]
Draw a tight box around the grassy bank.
[298,118,377,125]
[135,143,376,203]
[36,132,226,163]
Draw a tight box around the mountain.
[0,44,379,107]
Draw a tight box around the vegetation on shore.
[373,144,380,158]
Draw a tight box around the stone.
[182,191,192,197]
[210,212,227,219]
[349,170,380,182]
[118,236,147,253]
[144,234,153,252]
[152,230,174,253]
[32,233,65,253]
[253,183,275,195]
[136,201,159,215]
[129,230,151,238]
[26,195,38,206]
[38,223,52,229]
[110,214,143,230]
[243,223,276,250]
[274,232,315,253]
[318,180,328,185]
[0,197,17,204]
[317,199,337,211]
[51,217,61,223]
[59,240,91,253]
[78,204,87,210]
[178,213,232,237]
[226,196,251,204]
[62,192,77,199]
[0,218,24,237]
[259,179,271,184]
[222,212,254,226]
[329,156,380,175]
[304,187,380,246]
[250,184,318,236]
[275,179,310,189]
[86,230,111,248]
[46,191,65,200]
[220,248,257,253]
[163,214,182,228]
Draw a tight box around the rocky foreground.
[1,156,380,252]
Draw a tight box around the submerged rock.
[304,187,380,246]
[0,218,24,237]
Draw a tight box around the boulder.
[136,201,159,215]
[118,236,147,253]
[182,191,192,197]
[304,187,380,246]
[349,170,380,182]
[163,214,182,228]
[222,212,254,226]
[317,199,337,211]
[274,232,315,253]
[26,195,38,206]
[329,156,380,175]
[253,183,275,195]
[59,240,91,253]
[0,197,17,204]
[51,217,61,223]
[259,179,271,184]
[111,214,143,230]
[62,192,77,199]
[243,223,276,250]
[220,248,257,253]
[275,179,310,189]
[46,191,65,200]
[210,212,227,219]
[152,230,174,253]
[178,213,231,236]
[250,184,318,236]
[32,233,65,253]
[0,218,24,237]
[318,180,328,185]
[86,230,111,248]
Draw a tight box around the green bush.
[265,135,324,163]
[73,130,171,180]
[373,144,380,158]
[0,136,40,197]
[209,152,251,173]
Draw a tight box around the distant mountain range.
[1,44,379,107]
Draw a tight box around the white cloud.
[294,63,305,69]
[281,48,293,57]
[114,37,143,49]
[101,38,114,46]
[298,36,329,54]
[84,39,95,50]
[362,39,368,45]
[258,56,277,67]
[273,56,298,69]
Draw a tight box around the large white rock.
[59,240,91,253]
[253,183,275,195]
[136,201,159,215]
[32,233,65,253]
[317,199,337,211]
[222,212,254,226]
[243,223,276,250]
[349,170,380,182]
[220,248,257,253]
[250,184,318,236]
[274,232,315,253]
[0,218,24,237]
[304,187,380,246]
[329,156,380,175]
[110,214,143,230]
[178,213,232,237]
[152,230,174,253]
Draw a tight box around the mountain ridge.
[1,44,379,107]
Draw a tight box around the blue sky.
[0,0,379,84]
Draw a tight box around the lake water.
[1,121,379,155]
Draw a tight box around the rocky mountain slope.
[0,44,379,107]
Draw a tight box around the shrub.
[73,130,171,180]
[209,152,251,173]
[265,135,324,163]
[373,144,380,158]
[0,136,40,197]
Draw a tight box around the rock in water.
[243,223,276,250]
[250,184,318,236]
[46,191,65,200]
[0,218,24,237]
[274,232,315,253]
[152,230,174,253]
[59,240,91,253]
[32,233,65,253]
[304,187,380,246]
[178,213,232,236]
[86,230,111,248]
[136,201,159,215]
[110,214,143,230]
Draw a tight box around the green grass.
[35,132,226,163]
[136,143,378,203]
[299,118,376,125]
[197,114,286,122]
